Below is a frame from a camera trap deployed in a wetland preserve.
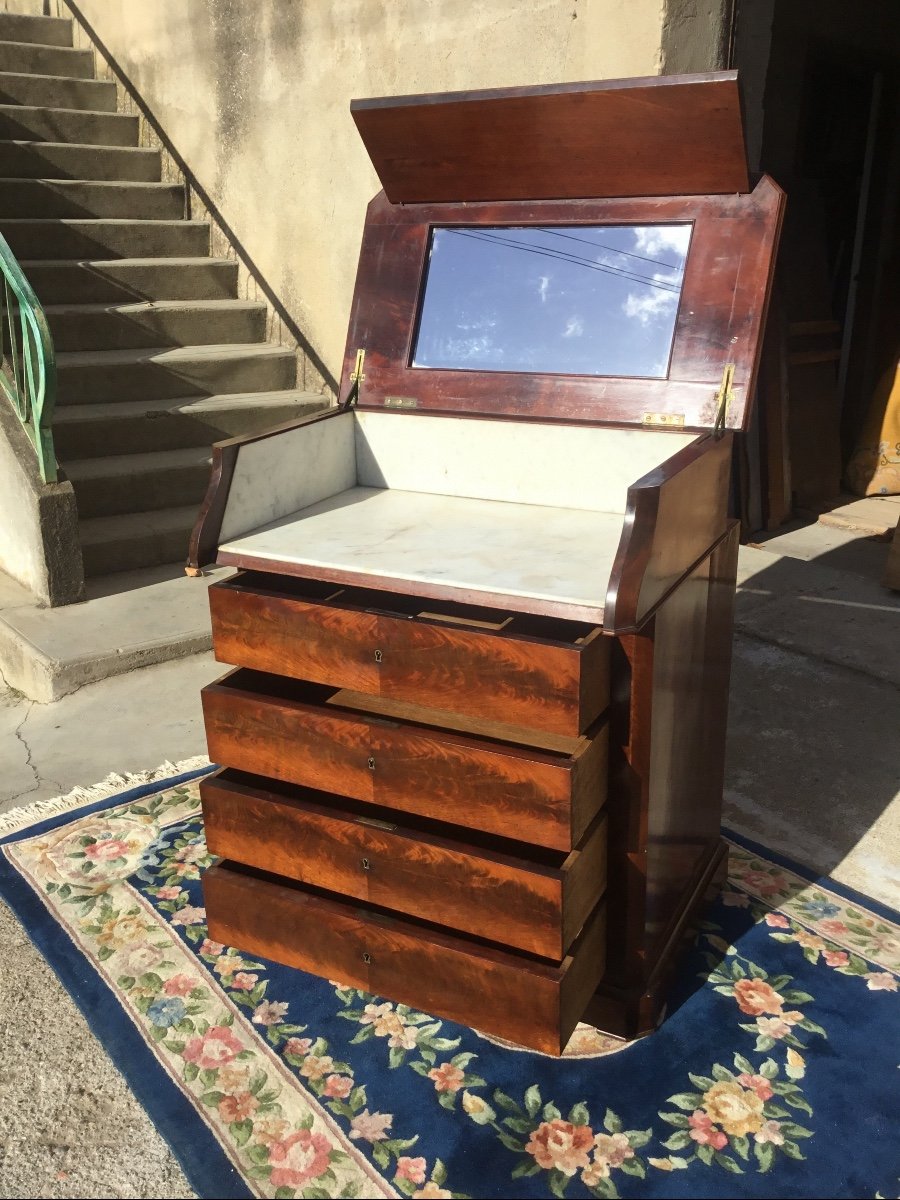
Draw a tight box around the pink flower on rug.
[300,1054,333,1080]
[741,870,783,897]
[284,1037,312,1058]
[117,942,164,976]
[737,1073,774,1102]
[593,1132,634,1169]
[525,1119,594,1177]
[323,1074,353,1099]
[253,1000,289,1027]
[388,1024,420,1051]
[754,1120,785,1146]
[721,891,750,908]
[427,1062,465,1093]
[182,1025,243,1070]
[396,1156,427,1185]
[155,885,182,900]
[349,1109,393,1142]
[84,838,130,862]
[170,905,206,926]
[218,1090,258,1122]
[253,1115,290,1146]
[795,930,826,953]
[688,1110,728,1150]
[824,950,849,968]
[163,973,199,997]
[733,978,784,1015]
[175,843,206,863]
[173,862,200,879]
[755,1012,803,1039]
[230,972,258,991]
[268,1128,332,1189]
[764,913,790,928]
[819,919,849,937]
[214,954,244,978]
[864,972,898,992]
[200,938,224,956]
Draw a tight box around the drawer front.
[209,574,609,736]
[201,769,607,959]
[202,671,607,851]
[204,860,607,1056]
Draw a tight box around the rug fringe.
[0,756,211,836]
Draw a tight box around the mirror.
[411,223,692,378]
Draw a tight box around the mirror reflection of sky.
[411,224,692,378]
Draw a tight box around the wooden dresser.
[189,72,783,1055]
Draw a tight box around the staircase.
[0,9,329,581]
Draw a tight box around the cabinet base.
[584,838,728,1040]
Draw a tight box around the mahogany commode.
[190,71,783,1055]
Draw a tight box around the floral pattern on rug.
[2,774,899,1200]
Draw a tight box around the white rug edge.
[0,756,212,837]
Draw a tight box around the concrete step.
[0,70,116,111]
[0,103,138,146]
[46,299,267,351]
[0,561,233,702]
[0,217,209,259]
[23,256,239,303]
[67,445,213,518]
[0,178,183,219]
[0,139,160,180]
[0,13,73,47]
[0,39,93,79]
[56,343,297,404]
[53,391,331,458]
[79,504,201,576]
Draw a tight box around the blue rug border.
[723,824,900,925]
[0,771,896,1200]
[0,764,251,1200]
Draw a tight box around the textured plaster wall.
[63,0,672,385]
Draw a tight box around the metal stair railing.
[0,231,57,483]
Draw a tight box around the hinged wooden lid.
[352,72,749,203]
[342,74,784,432]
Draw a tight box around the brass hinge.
[713,363,735,438]
[342,348,365,409]
[642,412,685,428]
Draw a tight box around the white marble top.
[218,486,625,615]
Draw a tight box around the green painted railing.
[0,231,57,483]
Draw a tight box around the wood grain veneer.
[351,73,749,202]
[209,572,610,736]
[201,768,607,959]
[204,860,608,1055]
[201,669,608,852]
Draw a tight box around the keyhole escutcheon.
[361,857,371,871]
[374,649,383,664]
[367,755,376,770]
[362,952,372,965]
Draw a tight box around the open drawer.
[201,767,607,959]
[204,859,607,1055]
[201,668,607,851]
[209,571,609,737]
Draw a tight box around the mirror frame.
[340,178,784,431]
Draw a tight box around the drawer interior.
[218,571,602,647]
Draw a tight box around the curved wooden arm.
[187,405,343,570]
[604,432,732,633]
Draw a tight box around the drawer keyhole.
[362,952,372,965]
[367,755,376,770]
[361,857,371,871]
[374,649,383,664]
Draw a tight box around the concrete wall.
[54,0,697,388]
[0,401,84,606]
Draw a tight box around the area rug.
[0,766,897,1200]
